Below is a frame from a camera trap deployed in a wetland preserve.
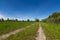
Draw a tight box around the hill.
[42,12,60,23]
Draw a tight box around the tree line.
[42,12,60,23]
[0,18,40,22]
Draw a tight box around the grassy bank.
[0,21,33,35]
[5,22,39,40]
[41,22,60,40]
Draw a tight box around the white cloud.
[0,12,7,19]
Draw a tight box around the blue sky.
[0,0,60,20]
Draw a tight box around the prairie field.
[0,21,34,35]
[0,0,60,40]
[5,22,39,40]
[41,22,60,40]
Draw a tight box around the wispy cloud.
[0,12,7,19]
[0,12,22,20]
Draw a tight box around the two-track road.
[36,24,46,40]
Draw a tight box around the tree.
[15,19,18,21]
[42,12,60,23]
[35,18,39,22]
[7,18,9,21]
[27,19,30,22]
[1,18,4,21]
[0,19,1,22]
[22,20,25,22]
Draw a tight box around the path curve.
[36,24,46,40]
[0,24,34,40]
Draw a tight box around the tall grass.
[41,22,60,40]
[5,22,39,40]
[0,21,33,35]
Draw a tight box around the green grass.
[41,22,60,40]
[5,22,39,40]
[0,21,33,35]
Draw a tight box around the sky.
[0,0,60,20]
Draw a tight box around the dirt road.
[0,24,34,40]
[36,25,46,40]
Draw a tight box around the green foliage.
[7,18,9,21]
[0,18,4,22]
[42,12,60,23]
[0,21,33,35]
[35,18,39,22]
[5,23,39,40]
[15,19,18,21]
[27,19,30,22]
[41,22,60,40]
[48,12,60,18]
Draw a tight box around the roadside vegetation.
[5,22,39,40]
[41,12,60,40]
[0,21,34,35]
[41,22,60,40]
[42,12,60,23]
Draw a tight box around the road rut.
[36,25,46,40]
